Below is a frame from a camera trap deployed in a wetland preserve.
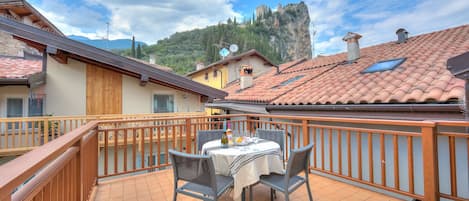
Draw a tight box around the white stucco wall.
[44,56,86,116]
[122,75,204,114]
[227,56,272,83]
[0,86,30,118]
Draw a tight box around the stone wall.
[0,30,41,57]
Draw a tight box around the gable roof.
[0,17,227,99]
[186,49,277,76]
[224,25,469,105]
[0,0,63,36]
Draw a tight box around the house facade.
[187,49,276,89]
[0,15,226,118]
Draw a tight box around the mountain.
[68,35,147,50]
[116,2,312,75]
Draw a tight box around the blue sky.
[29,0,469,57]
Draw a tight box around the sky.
[29,0,469,56]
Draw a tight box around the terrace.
[0,114,468,201]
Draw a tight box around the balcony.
[0,114,468,201]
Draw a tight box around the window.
[271,75,305,89]
[7,98,23,118]
[28,98,43,117]
[204,72,208,80]
[362,58,406,73]
[153,95,174,113]
[213,70,217,77]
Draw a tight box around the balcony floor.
[94,170,402,201]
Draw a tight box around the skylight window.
[362,58,406,73]
[272,75,305,89]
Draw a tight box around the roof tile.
[224,25,469,105]
[0,57,42,79]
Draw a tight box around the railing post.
[43,118,49,144]
[421,125,439,201]
[246,115,253,135]
[302,120,309,146]
[185,118,192,153]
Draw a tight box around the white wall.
[227,56,272,83]
[122,75,204,114]
[0,86,30,118]
[44,56,86,116]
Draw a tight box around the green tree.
[131,36,136,58]
[136,44,142,59]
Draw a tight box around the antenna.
[229,44,239,53]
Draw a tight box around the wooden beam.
[140,74,149,86]
[12,35,46,52]
[47,46,68,64]
[6,9,21,20]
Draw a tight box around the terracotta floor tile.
[94,169,401,201]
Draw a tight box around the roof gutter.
[0,78,28,86]
[266,103,463,113]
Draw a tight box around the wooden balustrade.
[1,114,468,201]
[0,112,204,156]
[0,121,99,201]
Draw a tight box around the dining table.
[201,138,284,201]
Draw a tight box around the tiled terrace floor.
[94,170,402,201]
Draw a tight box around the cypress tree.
[131,36,136,58]
[136,44,142,59]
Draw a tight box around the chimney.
[149,54,156,64]
[240,65,253,90]
[196,62,205,70]
[396,28,408,44]
[342,32,362,62]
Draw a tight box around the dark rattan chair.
[169,149,234,201]
[256,129,285,158]
[196,130,224,154]
[258,143,314,201]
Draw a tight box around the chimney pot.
[196,62,205,70]
[396,28,408,44]
[149,54,156,64]
[240,65,253,89]
[342,32,362,62]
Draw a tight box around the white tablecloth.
[202,140,284,200]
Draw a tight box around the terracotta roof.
[224,25,469,105]
[186,49,277,76]
[0,56,42,79]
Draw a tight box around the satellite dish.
[229,44,239,53]
[219,48,230,58]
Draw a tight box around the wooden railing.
[1,114,468,201]
[0,121,99,201]
[0,112,204,156]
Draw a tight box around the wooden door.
[86,64,122,115]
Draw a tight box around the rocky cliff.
[116,2,312,74]
[256,2,312,61]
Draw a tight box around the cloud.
[32,0,241,43]
[305,0,469,56]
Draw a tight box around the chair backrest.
[169,149,217,193]
[285,143,314,179]
[256,129,285,153]
[196,130,224,152]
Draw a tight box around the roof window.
[362,58,406,73]
[272,75,305,89]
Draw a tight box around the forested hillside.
[116,2,311,75]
